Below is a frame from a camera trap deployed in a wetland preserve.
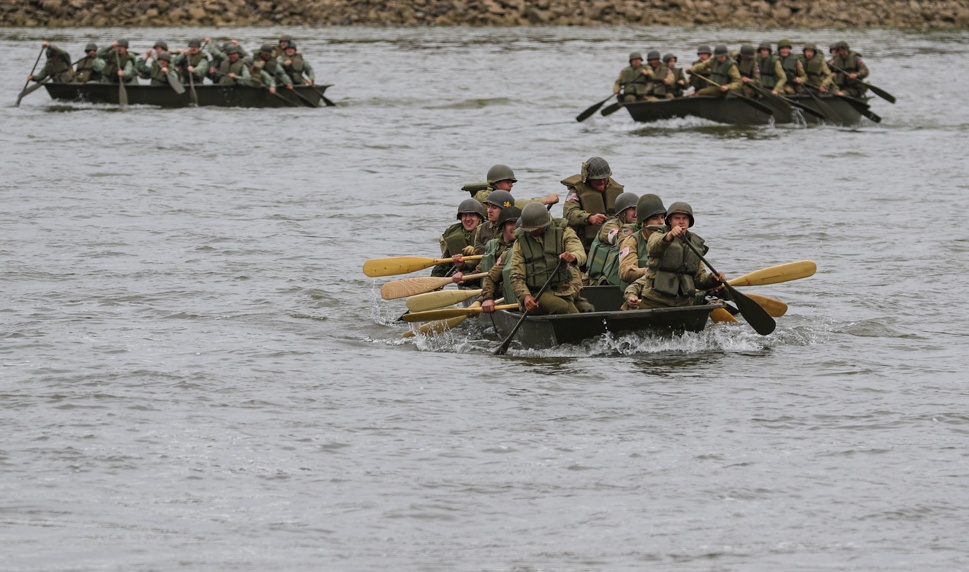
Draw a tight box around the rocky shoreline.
[2,0,968,28]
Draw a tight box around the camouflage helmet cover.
[582,156,612,181]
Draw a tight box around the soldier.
[252,43,293,91]
[618,194,667,287]
[509,203,587,316]
[688,45,742,96]
[471,190,515,258]
[273,34,295,58]
[478,206,523,313]
[688,45,713,94]
[138,51,178,86]
[736,44,761,97]
[136,41,170,82]
[27,42,74,84]
[431,199,485,278]
[561,156,625,255]
[93,39,137,84]
[74,43,101,83]
[472,164,558,209]
[213,45,251,85]
[776,39,807,95]
[756,42,786,94]
[613,52,650,103]
[664,53,687,98]
[799,42,834,93]
[830,41,870,97]
[277,41,316,86]
[643,50,674,100]
[173,38,209,85]
[587,192,639,286]
[622,202,725,311]
[205,38,249,80]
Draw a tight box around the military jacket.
[830,51,869,89]
[74,56,101,83]
[689,57,712,91]
[478,236,515,301]
[509,220,586,302]
[669,67,687,97]
[142,60,178,86]
[614,64,649,96]
[253,56,293,86]
[692,57,742,90]
[756,54,786,90]
[216,58,252,85]
[644,63,674,97]
[561,175,625,250]
[431,222,479,277]
[623,230,716,307]
[799,54,833,89]
[93,47,137,83]
[736,58,760,83]
[778,53,807,84]
[173,51,209,82]
[278,53,315,84]
[33,45,74,83]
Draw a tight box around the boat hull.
[623,95,865,126]
[490,286,720,350]
[42,82,330,108]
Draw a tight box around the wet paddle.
[495,259,564,355]
[728,260,816,287]
[381,273,488,300]
[403,303,518,323]
[16,46,45,107]
[308,85,336,106]
[676,236,775,335]
[187,63,198,106]
[17,79,50,101]
[692,74,775,117]
[289,87,320,108]
[114,51,128,107]
[406,289,482,313]
[829,64,896,103]
[402,298,502,338]
[743,293,787,317]
[364,255,483,277]
[576,93,617,122]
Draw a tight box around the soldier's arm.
[819,61,834,89]
[304,60,315,82]
[856,57,869,80]
[32,65,51,82]
[563,227,587,268]
[194,55,209,80]
[772,60,786,91]
[618,235,646,284]
[509,243,531,302]
[239,65,251,79]
[563,195,593,227]
[796,61,807,80]
[49,44,72,62]
[725,64,743,90]
[646,228,673,257]
[613,68,626,93]
[690,58,712,74]
[121,59,136,80]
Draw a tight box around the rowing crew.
[615,40,870,102]
[25,34,321,94]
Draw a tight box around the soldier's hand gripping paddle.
[115,51,128,107]
[495,259,564,355]
[16,46,45,107]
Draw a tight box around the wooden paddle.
[289,87,320,108]
[381,272,488,300]
[16,46,45,107]
[692,74,775,116]
[709,307,738,323]
[743,293,787,317]
[728,260,816,287]
[364,255,483,277]
[674,237,775,335]
[403,303,517,323]
[114,51,128,107]
[406,289,482,313]
[495,259,564,355]
[186,60,198,106]
[828,64,896,103]
[17,78,50,101]
[402,298,502,338]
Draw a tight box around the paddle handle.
[495,259,564,355]
[16,46,45,106]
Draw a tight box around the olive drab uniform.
[431,222,479,277]
[216,56,251,85]
[509,219,587,315]
[93,46,137,84]
[736,57,761,97]
[278,52,315,85]
[614,63,650,103]
[799,53,834,90]
[644,63,674,100]
[139,59,178,86]
[830,51,869,97]
[173,50,209,83]
[74,54,101,83]
[778,53,807,94]
[669,67,687,97]
[477,235,516,305]
[691,57,742,96]
[689,57,712,93]
[586,217,636,285]
[561,174,625,254]
[757,53,786,92]
[622,230,719,310]
[617,226,666,290]
[32,45,75,83]
[472,220,499,257]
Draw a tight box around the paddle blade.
[402,315,468,338]
[600,101,625,116]
[365,256,438,277]
[380,276,452,300]
[726,285,775,335]
[728,261,816,287]
[743,293,788,317]
[406,289,482,313]
[403,303,516,323]
[709,308,738,323]
[866,83,896,104]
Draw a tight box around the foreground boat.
[623,95,866,126]
[489,285,722,350]
[42,82,331,108]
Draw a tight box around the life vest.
[150,62,171,86]
[562,176,624,241]
[217,58,248,84]
[800,55,826,86]
[778,54,800,82]
[649,233,707,298]
[75,56,100,82]
[101,51,136,82]
[619,65,649,96]
[737,58,757,79]
[283,53,306,81]
[646,63,669,96]
[831,51,864,87]
[481,237,510,273]
[709,58,736,86]
[586,235,622,286]
[440,222,476,258]
[514,220,572,292]
[757,54,778,88]
[501,261,516,305]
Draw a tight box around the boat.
[489,285,722,350]
[42,82,331,108]
[623,94,866,126]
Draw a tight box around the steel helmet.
[662,53,676,63]
[483,190,514,209]
[614,192,639,216]
[496,206,522,228]
[758,41,772,52]
[636,194,667,224]
[457,198,485,220]
[486,164,517,184]
[697,45,712,55]
[153,40,168,50]
[647,50,661,61]
[286,42,297,50]
[665,201,695,227]
[582,156,612,181]
[116,39,129,48]
[157,51,171,62]
[740,44,755,57]
[803,42,819,53]
[778,39,793,49]
[713,44,729,57]
[85,42,97,52]
[225,45,241,55]
[519,202,551,230]
[629,51,643,62]
[260,43,274,55]
[188,38,203,48]
[836,40,850,50]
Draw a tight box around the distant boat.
[623,95,868,126]
[42,82,332,108]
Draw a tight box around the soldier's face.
[494,180,514,191]
[589,178,607,192]
[648,58,660,68]
[502,221,517,241]
[779,47,791,57]
[621,208,637,224]
[698,53,710,61]
[669,214,690,229]
[804,49,815,59]
[460,213,480,231]
[630,58,642,67]
[666,58,676,67]
[285,48,296,56]
[486,204,502,222]
[645,214,665,227]
[759,48,770,57]
[838,48,849,57]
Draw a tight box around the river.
[2,25,969,571]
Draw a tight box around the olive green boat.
[623,95,868,126]
[42,82,331,108]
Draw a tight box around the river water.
[2,25,969,571]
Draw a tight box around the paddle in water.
[15,45,45,107]
[690,73,775,117]
[114,50,128,107]
[495,259,564,355]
